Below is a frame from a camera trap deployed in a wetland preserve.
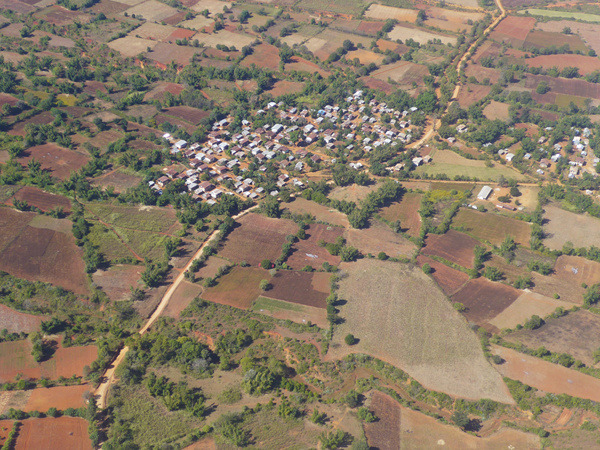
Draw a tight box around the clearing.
[453,208,532,246]
[345,220,416,258]
[378,192,422,237]
[421,229,479,268]
[489,291,574,330]
[543,205,600,250]
[15,417,92,450]
[202,266,268,309]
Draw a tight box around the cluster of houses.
[151,91,422,204]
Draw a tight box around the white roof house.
[477,185,493,200]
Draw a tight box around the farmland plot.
[453,208,531,246]
[345,220,416,258]
[286,223,343,270]
[422,229,479,268]
[536,20,600,55]
[543,205,600,250]
[122,0,178,22]
[387,24,457,46]
[15,417,92,450]
[0,304,46,334]
[525,54,600,75]
[265,270,330,308]
[330,259,513,403]
[378,191,422,237]
[489,291,574,330]
[416,255,469,296]
[193,30,255,49]
[18,144,90,180]
[364,4,417,22]
[108,36,158,57]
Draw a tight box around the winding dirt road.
[94,205,258,409]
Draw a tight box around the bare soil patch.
[543,205,600,250]
[287,223,343,270]
[530,272,586,305]
[218,213,297,266]
[241,43,279,70]
[163,106,209,125]
[328,183,383,203]
[202,267,267,309]
[492,345,600,403]
[422,229,479,268]
[345,220,416,258]
[268,80,305,97]
[23,384,91,412]
[491,15,535,42]
[364,391,401,449]
[92,264,142,302]
[91,169,142,193]
[483,100,510,122]
[489,291,574,330]
[553,255,600,287]
[0,304,46,334]
[285,198,350,227]
[266,270,329,308]
[416,255,469,296]
[18,144,90,181]
[15,417,92,450]
[504,310,600,366]
[457,83,492,108]
[378,191,422,237]
[329,259,513,403]
[525,54,600,76]
[10,187,71,213]
[451,278,521,330]
[252,297,327,328]
[164,280,203,318]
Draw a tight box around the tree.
[524,315,544,330]
[357,407,377,423]
[345,334,356,345]
[260,259,272,269]
[451,410,470,429]
[484,266,503,281]
[320,430,352,449]
[260,197,281,218]
[422,263,432,274]
[259,279,270,291]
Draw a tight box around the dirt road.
[93,205,258,409]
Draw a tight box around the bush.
[259,279,271,291]
[422,263,432,274]
[345,334,356,346]
[356,406,376,422]
[260,259,272,269]
[524,315,544,330]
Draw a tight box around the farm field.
[416,255,469,296]
[108,36,157,57]
[553,255,600,287]
[283,198,349,227]
[265,270,329,309]
[218,213,297,266]
[543,205,600,250]
[92,264,143,302]
[457,83,492,108]
[451,278,522,330]
[488,291,573,330]
[328,182,383,203]
[17,143,90,180]
[23,384,91,412]
[367,391,539,449]
[14,417,92,450]
[370,61,429,87]
[252,296,327,328]
[483,100,510,122]
[452,208,531,246]
[0,339,97,382]
[345,219,416,258]
[492,345,600,403]
[91,169,142,193]
[530,271,586,305]
[387,24,456,46]
[0,208,88,295]
[421,229,479,268]
[490,16,535,44]
[504,310,600,366]
[521,8,600,22]
[286,223,343,270]
[85,203,179,233]
[193,29,254,50]
[163,280,202,318]
[525,54,600,75]
[8,186,71,213]
[0,304,46,334]
[535,20,600,54]
[364,4,417,22]
[202,266,267,309]
[414,150,527,180]
[378,192,422,237]
[330,259,513,403]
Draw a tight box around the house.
[175,140,187,150]
[477,185,493,200]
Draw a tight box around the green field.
[252,296,305,314]
[521,9,600,22]
[452,208,532,246]
[85,203,178,233]
[415,157,528,181]
[86,222,135,261]
[295,0,369,16]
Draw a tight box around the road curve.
[94,205,258,409]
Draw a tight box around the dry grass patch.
[108,36,158,57]
[365,4,417,22]
[345,220,416,258]
[284,198,349,227]
[453,208,531,246]
[329,259,513,403]
[122,0,178,22]
[388,24,456,45]
[489,291,574,330]
[543,205,600,250]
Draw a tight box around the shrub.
[422,263,432,274]
[345,334,356,345]
[524,315,544,330]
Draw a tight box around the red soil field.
[526,54,600,76]
[92,264,143,302]
[451,278,521,329]
[155,113,197,134]
[9,186,71,213]
[23,384,91,412]
[15,417,92,450]
[35,6,91,26]
[464,64,501,84]
[91,169,142,193]
[145,82,185,101]
[492,345,600,403]
[524,30,589,53]
[286,223,343,270]
[421,229,479,268]
[457,83,492,108]
[553,255,600,286]
[266,270,330,308]
[218,213,298,266]
[0,93,18,107]
[163,12,187,26]
[0,339,97,382]
[9,111,54,137]
[164,280,203,318]
[416,255,469,296]
[378,192,422,237]
[0,304,46,334]
[202,266,267,309]
[241,43,280,70]
[360,76,396,94]
[365,391,401,449]
[147,42,200,67]
[525,73,600,100]
[0,421,12,447]
[357,20,384,35]
[167,28,195,41]
[164,105,209,125]
[82,80,108,95]
[0,209,88,295]
[491,16,535,42]
[268,80,304,97]
[18,144,90,180]
[285,56,330,77]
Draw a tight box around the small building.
[477,185,493,200]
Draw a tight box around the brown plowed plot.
[457,83,492,108]
[92,265,142,302]
[265,270,329,308]
[371,396,539,449]
[155,113,197,134]
[9,111,54,137]
[504,310,600,366]
[23,384,91,412]
[15,417,92,450]
[345,220,416,259]
[526,54,600,76]
[364,392,401,449]
[268,80,304,97]
[536,20,600,55]
[0,93,18,107]
[202,267,267,309]
[451,278,521,330]
[17,144,89,180]
[360,76,395,94]
[0,304,45,334]
[530,271,585,305]
[524,74,600,100]
[365,4,417,22]
[218,213,297,265]
[543,205,600,250]
[453,209,531,246]
[164,280,203,318]
[0,420,12,446]
[145,82,185,101]
[0,209,87,295]
[241,43,279,70]
[146,42,199,66]
[91,170,142,193]
[422,229,478,268]
[489,291,574,331]
[329,259,514,403]
[483,100,510,122]
[371,61,429,87]
[163,106,209,125]
[196,256,229,279]
[10,187,71,213]
[524,30,589,53]
[285,198,349,227]
[252,297,327,328]
[285,56,330,77]
[553,255,600,287]
[0,340,97,382]
[416,255,469,296]
[287,224,342,270]
[492,345,600,403]
[491,16,535,42]
[465,64,501,84]
[345,49,384,65]
[357,21,384,35]
[378,192,422,237]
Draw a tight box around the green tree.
[345,334,356,345]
